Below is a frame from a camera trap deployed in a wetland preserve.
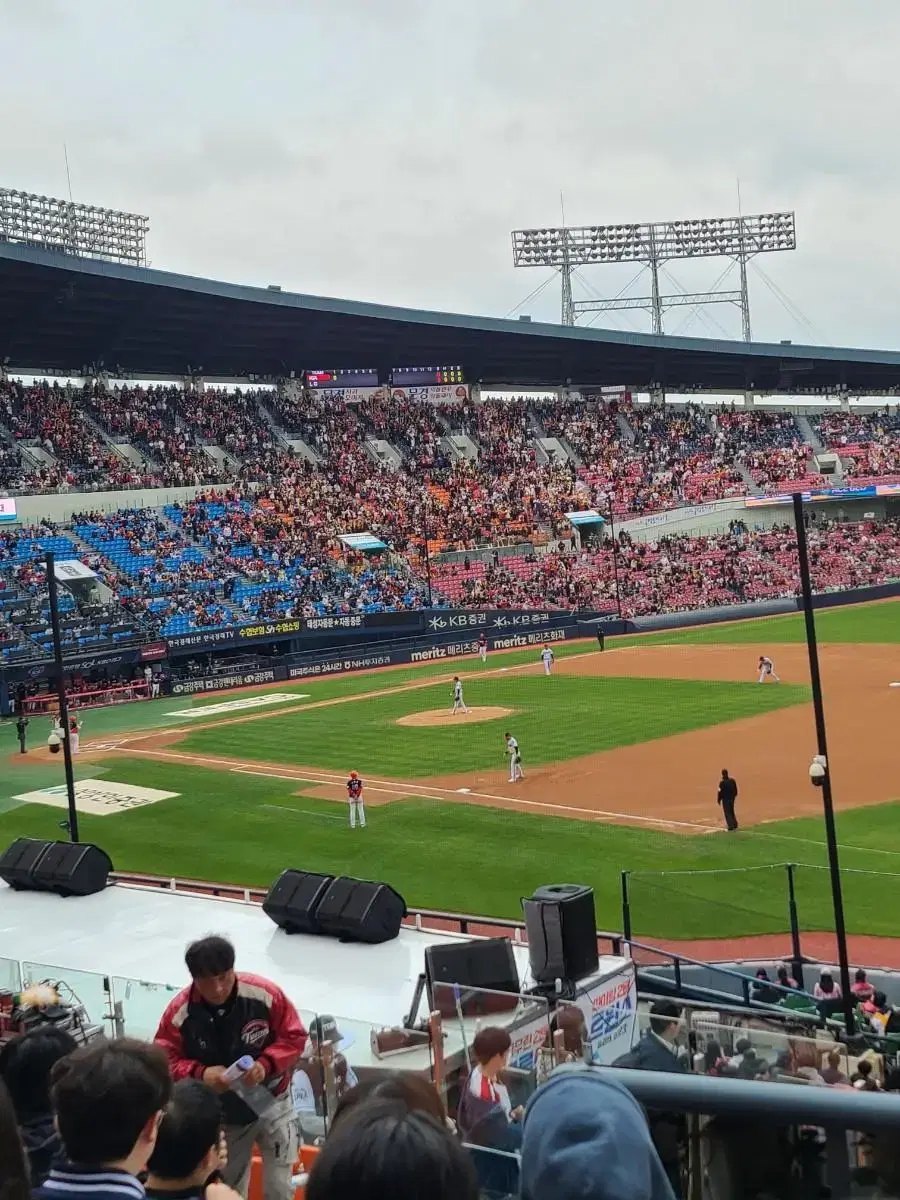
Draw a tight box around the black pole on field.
[45,551,79,843]
[791,493,853,1033]
[607,510,622,619]
[785,862,805,990]
[620,871,632,942]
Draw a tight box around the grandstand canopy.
[4,242,900,391]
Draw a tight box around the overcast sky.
[2,0,899,350]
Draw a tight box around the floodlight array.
[0,188,149,267]
[512,211,795,267]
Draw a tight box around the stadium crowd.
[4,380,900,518]
[3,950,900,1200]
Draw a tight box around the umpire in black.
[15,714,28,754]
[596,626,605,652]
[717,768,738,830]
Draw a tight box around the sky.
[2,0,899,350]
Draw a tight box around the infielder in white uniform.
[757,655,780,684]
[451,675,468,715]
[540,645,555,676]
[505,732,524,783]
[478,633,488,664]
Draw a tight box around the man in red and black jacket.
[154,935,306,1200]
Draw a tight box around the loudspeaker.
[425,937,521,1017]
[0,839,52,890]
[263,870,335,935]
[314,877,407,944]
[523,884,598,985]
[0,839,112,898]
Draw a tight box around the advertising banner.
[575,966,637,1065]
[745,482,900,508]
[170,667,283,696]
[390,385,470,404]
[0,497,19,523]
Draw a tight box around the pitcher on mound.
[505,732,524,783]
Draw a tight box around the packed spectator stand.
[2,380,900,655]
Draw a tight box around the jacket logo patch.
[241,1019,270,1049]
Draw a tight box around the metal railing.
[590,1063,900,1199]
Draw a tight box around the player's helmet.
[350,770,358,778]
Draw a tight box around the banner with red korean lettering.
[390,385,470,404]
[574,965,637,1065]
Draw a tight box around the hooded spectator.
[521,1067,676,1200]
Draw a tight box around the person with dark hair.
[456,1026,523,1196]
[775,965,799,991]
[852,968,875,1004]
[716,769,738,831]
[614,1001,685,1196]
[521,1067,675,1200]
[0,1077,31,1200]
[306,1101,478,1200]
[145,1081,239,1200]
[750,969,781,1006]
[701,1040,726,1077]
[33,1038,171,1200]
[329,1073,447,1135]
[154,935,306,1200]
[0,1025,76,1184]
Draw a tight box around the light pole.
[45,551,79,842]
[791,494,853,1032]
[607,510,622,619]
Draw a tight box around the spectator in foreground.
[0,1026,76,1185]
[329,1073,448,1134]
[852,968,875,1004]
[814,970,842,1001]
[144,1080,239,1200]
[33,1038,171,1200]
[613,1001,685,1195]
[306,1101,478,1200]
[520,1067,675,1200]
[154,935,307,1200]
[0,1077,31,1200]
[819,1050,848,1086]
[852,1060,881,1092]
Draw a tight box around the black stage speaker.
[314,876,407,944]
[263,870,335,935]
[425,937,521,1017]
[0,839,52,889]
[0,838,112,898]
[523,883,599,985]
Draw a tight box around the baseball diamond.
[2,599,898,945]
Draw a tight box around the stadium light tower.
[0,187,149,267]
[511,211,796,339]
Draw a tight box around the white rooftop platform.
[0,881,633,1072]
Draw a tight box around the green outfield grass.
[617,597,900,648]
[0,597,895,945]
[179,674,809,776]
[0,757,898,940]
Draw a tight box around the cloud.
[2,0,900,350]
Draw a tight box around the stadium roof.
[4,241,900,390]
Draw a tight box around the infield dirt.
[42,640,900,833]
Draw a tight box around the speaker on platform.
[522,883,599,985]
[315,876,407,944]
[425,937,521,1017]
[263,870,335,935]
[0,838,112,898]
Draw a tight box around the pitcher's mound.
[396,706,515,728]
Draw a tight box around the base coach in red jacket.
[154,935,307,1200]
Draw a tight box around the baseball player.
[505,732,524,783]
[477,632,488,664]
[451,675,468,715]
[69,714,82,754]
[540,644,555,676]
[346,770,366,829]
[757,655,780,684]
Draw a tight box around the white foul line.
[112,746,717,833]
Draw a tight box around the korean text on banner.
[575,967,637,1065]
